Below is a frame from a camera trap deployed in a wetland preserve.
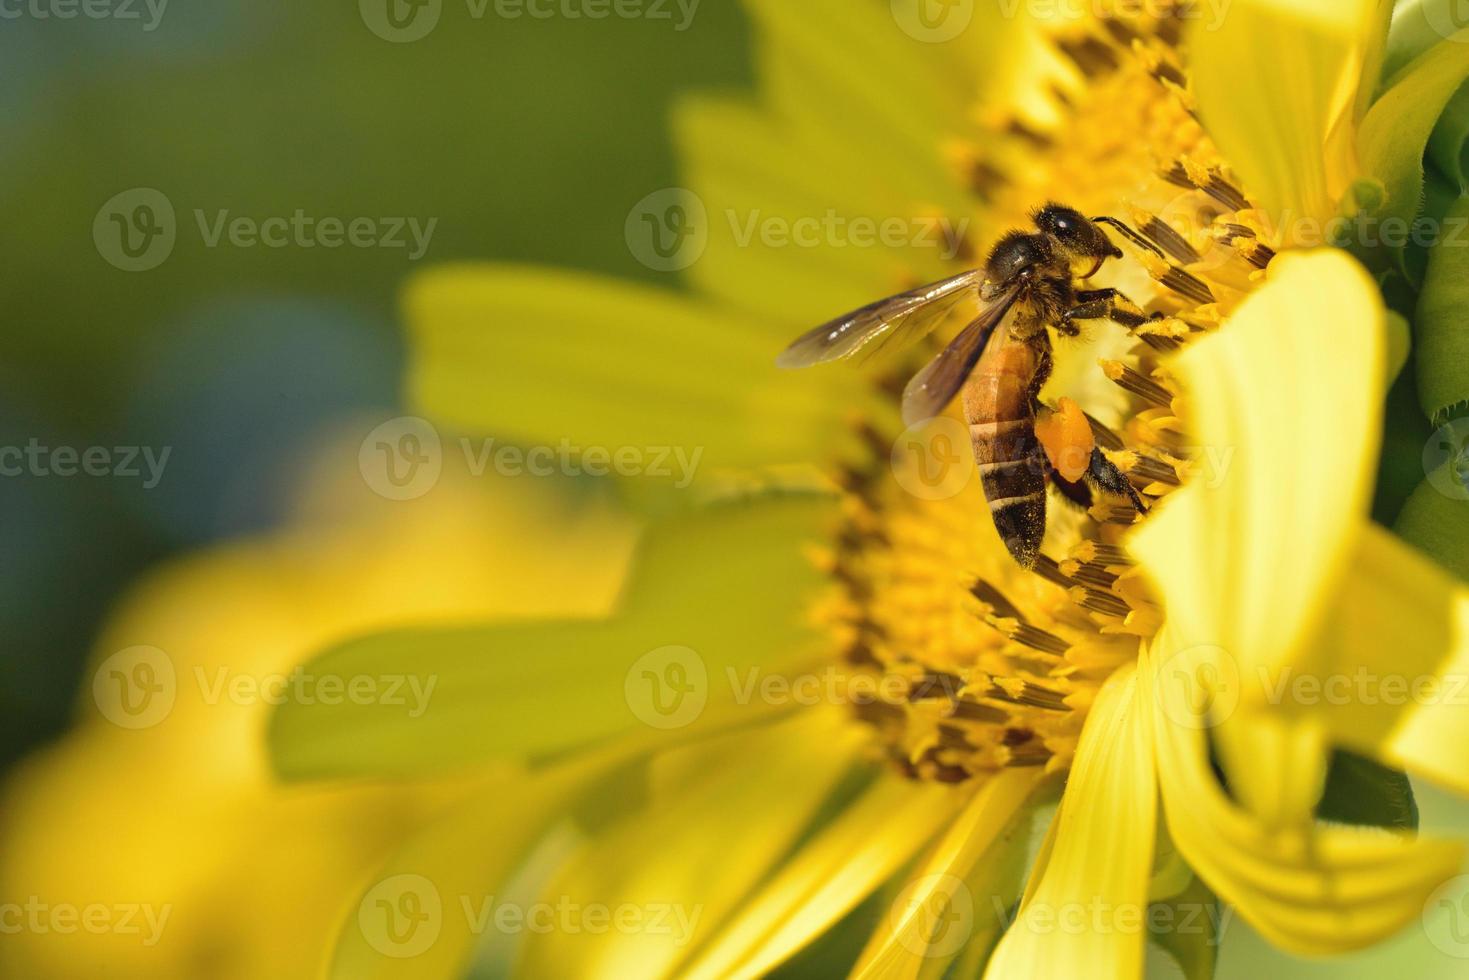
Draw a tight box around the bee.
[777,203,1155,569]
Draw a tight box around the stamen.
[1113,450,1183,487]
[1084,412,1126,451]
[1101,360,1174,408]
[983,614,1071,657]
[1056,34,1121,77]
[1067,585,1132,617]
[1070,541,1133,567]
[1129,207,1200,264]
[970,579,1027,622]
[993,677,1070,711]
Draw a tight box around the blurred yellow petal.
[405,266,871,471]
[851,768,1042,980]
[271,494,837,779]
[1147,640,1465,955]
[1130,249,1385,695]
[516,710,865,979]
[1321,524,1469,795]
[1188,0,1379,232]
[985,666,1155,980]
[1357,27,1469,233]
[329,756,620,980]
[680,775,966,980]
[0,444,627,980]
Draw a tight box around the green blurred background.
[0,0,751,775]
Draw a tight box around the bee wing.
[775,269,985,369]
[901,285,1021,427]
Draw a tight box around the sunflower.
[270,1,1469,977]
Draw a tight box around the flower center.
[818,6,1270,783]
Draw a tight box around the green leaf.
[1358,29,1469,257]
[1395,473,1469,583]
[1429,81,1469,190]
[1147,875,1223,980]
[1317,749,1419,831]
[1414,194,1469,421]
[269,494,836,780]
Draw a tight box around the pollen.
[818,3,1271,784]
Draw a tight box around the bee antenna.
[1091,216,1165,259]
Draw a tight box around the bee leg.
[1084,448,1147,513]
[1048,465,1094,510]
[1061,289,1148,334]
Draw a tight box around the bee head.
[1033,203,1121,265]
[982,231,1051,296]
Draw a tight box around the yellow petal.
[852,768,1043,980]
[1146,640,1465,955]
[515,710,865,979]
[680,775,966,980]
[405,266,874,472]
[984,666,1156,980]
[1130,249,1386,696]
[1188,0,1379,233]
[1321,523,1469,795]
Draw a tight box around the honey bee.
[777,204,1153,568]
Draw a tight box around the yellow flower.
[271,3,1469,978]
[0,436,634,979]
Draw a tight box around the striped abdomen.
[961,331,1047,568]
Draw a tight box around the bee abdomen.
[968,418,1047,568]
